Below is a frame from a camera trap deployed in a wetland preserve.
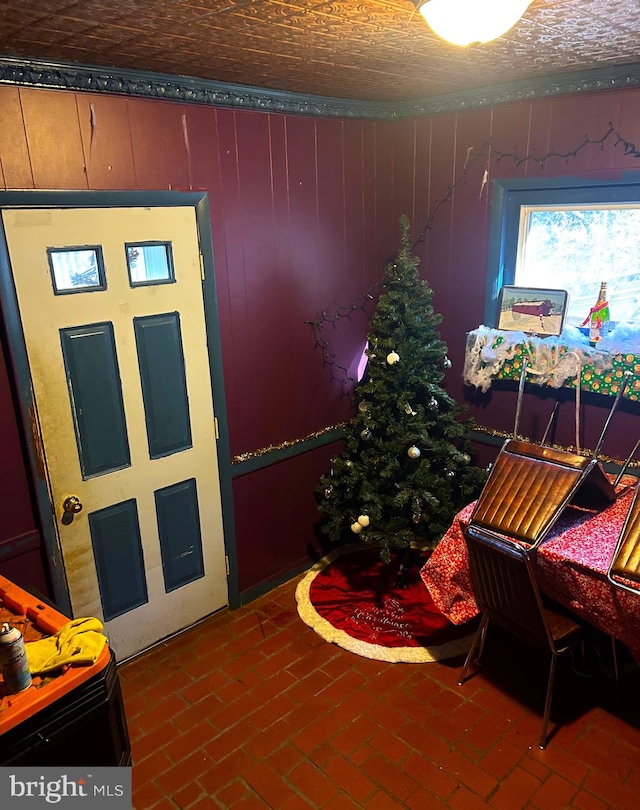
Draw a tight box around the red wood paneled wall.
[0,83,639,596]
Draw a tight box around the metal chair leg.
[458,614,489,686]
[611,636,619,688]
[539,653,558,750]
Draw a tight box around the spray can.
[0,622,32,694]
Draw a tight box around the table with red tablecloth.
[420,479,640,663]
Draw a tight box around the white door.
[2,205,228,660]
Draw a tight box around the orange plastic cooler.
[0,574,130,765]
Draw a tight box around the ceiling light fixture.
[413,0,533,47]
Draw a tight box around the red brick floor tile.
[488,765,542,810]
[331,714,379,755]
[324,752,378,804]
[530,772,578,810]
[361,754,419,802]
[216,779,253,806]
[583,769,640,809]
[440,749,498,800]
[569,789,610,810]
[369,728,412,762]
[322,793,364,810]
[198,749,254,796]
[172,781,205,809]
[131,779,165,810]
[402,751,460,800]
[287,759,342,806]
[243,760,298,807]
[447,784,492,809]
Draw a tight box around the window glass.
[485,177,640,331]
[517,205,640,327]
[48,247,106,294]
[126,242,174,286]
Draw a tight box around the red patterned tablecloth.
[420,480,640,663]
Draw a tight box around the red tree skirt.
[296,544,475,663]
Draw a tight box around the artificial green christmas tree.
[316,216,486,561]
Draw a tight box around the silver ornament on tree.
[360,429,372,440]
[407,446,421,459]
[358,401,368,413]
[324,486,333,499]
[443,356,453,369]
[386,351,400,365]
[445,469,455,479]
[428,396,439,411]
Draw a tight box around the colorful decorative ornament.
[350,521,363,534]
[412,513,422,524]
[357,514,370,527]
[358,401,368,412]
[404,403,417,416]
[360,429,372,440]
[407,446,421,459]
[386,351,400,365]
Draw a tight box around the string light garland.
[474,424,640,471]
[307,123,640,389]
[232,423,347,464]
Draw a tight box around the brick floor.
[119,575,640,809]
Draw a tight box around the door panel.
[2,206,228,660]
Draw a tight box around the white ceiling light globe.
[419,0,532,47]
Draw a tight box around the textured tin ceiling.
[0,0,639,102]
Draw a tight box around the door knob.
[62,495,83,515]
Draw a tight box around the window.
[485,176,640,331]
[48,246,106,294]
[126,242,175,286]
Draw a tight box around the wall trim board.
[231,427,344,477]
[0,529,41,561]
[2,55,640,120]
[470,428,640,479]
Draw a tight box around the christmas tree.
[316,216,486,561]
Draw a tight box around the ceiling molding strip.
[1,56,640,120]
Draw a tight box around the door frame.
[0,190,239,614]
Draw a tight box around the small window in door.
[48,246,106,294]
[126,242,175,286]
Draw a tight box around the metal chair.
[608,481,640,596]
[458,524,584,749]
[468,365,632,550]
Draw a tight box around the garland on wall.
[307,122,640,392]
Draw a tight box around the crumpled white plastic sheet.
[462,324,629,393]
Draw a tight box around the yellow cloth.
[25,617,107,675]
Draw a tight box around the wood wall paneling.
[19,88,88,189]
[342,119,366,286]
[488,101,533,182]
[612,89,640,172]
[444,109,493,380]
[233,443,338,595]
[0,86,34,190]
[76,94,137,189]
[422,114,456,320]
[524,98,554,178]
[548,93,610,175]
[128,98,193,190]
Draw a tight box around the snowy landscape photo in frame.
[497,286,568,336]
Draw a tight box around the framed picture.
[497,286,569,336]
